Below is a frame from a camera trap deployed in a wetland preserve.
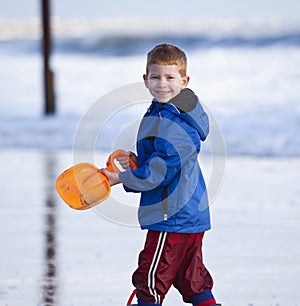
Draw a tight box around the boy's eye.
[149,76,175,80]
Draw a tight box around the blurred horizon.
[1,0,300,22]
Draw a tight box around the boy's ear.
[181,75,190,88]
[143,74,149,88]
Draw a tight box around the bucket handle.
[126,289,137,305]
[105,149,138,173]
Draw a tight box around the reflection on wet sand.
[42,153,58,305]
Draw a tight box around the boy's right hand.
[117,151,138,170]
[100,169,120,186]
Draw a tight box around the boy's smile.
[143,64,189,103]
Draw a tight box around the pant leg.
[173,232,214,303]
[133,231,168,304]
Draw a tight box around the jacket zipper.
[162,186,169,221]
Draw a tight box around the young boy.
[103,44,219,306]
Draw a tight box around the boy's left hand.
[117,151,138,170]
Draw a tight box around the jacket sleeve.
[119,112,199,192]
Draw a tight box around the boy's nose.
[157,80,168,88]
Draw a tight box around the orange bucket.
[56,149,136,210]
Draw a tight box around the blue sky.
[1,0,300,21]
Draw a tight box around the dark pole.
[42,0,55,115]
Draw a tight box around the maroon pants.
[132,230,214,304]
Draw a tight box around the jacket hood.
[164,88,209,141]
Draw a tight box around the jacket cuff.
[119,170,138,193]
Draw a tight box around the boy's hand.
[117,151,138,170]
[101,169,120,186]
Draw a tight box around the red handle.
[126,289,137,305]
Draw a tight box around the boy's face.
[143,64,190,103]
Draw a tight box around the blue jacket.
[119,88,211,233]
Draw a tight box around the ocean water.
[1,18,300,156]
[1,18,300,305]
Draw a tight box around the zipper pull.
[163,213,168,221]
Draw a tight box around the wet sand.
[0,149,299,306]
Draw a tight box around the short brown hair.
[146,43,187,77]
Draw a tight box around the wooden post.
[42,0,55,115]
